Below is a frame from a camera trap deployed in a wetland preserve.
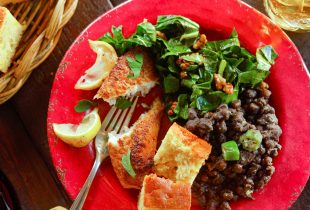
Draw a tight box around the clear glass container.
[264,0,310,32]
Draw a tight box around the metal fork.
[70,96,139,210]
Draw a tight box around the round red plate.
[47,0,310,209]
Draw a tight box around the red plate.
[47,0,310,209]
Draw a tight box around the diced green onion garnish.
[221,140,240,161]
[239,129,262,152]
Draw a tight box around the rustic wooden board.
[0,102,70,209]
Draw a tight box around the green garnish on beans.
[221,140,240,161]
[99,15,278,121]
[239,129,262,152]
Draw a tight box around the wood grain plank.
[9,1,114,208]
[11,0,114,176]
[0,103,70,209]
[111,0,126,7]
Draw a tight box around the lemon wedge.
[52,108,101,147]
[74,40,118,90]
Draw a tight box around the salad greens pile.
[99,15,278,121]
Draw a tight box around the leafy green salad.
[99,15,278,121]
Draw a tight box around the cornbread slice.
[94,47,158,105]
[0,6,23,73]
[108,97,164,189]
[154,122,212,185]
[138,174,191,210]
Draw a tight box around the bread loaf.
[0,6,23,73]
[154,122,212,185]
[138,174,191,210]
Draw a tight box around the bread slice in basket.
[0,0,28,6]
[0,6,23,73]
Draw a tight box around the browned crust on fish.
[108,97,164,189]
[95,47,158,101]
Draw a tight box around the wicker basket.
[0,0,78,104]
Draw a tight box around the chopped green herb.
[121,150,136,177]
[218,59,227,76]
[173,94,189,120]
[181,54,205,63]
[74,99,97,113]
[221,140,240,161]
[99,26,127,55]
[115,97,133,110]
[127,54,143,79]
[163,74,179,93]
[239,129,262,152]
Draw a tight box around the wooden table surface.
[0,0,309,209]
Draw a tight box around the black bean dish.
[188,86,282,210]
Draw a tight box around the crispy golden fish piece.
[95,47,158,105]
[108,97,164,189]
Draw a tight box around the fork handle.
[70,157,102,210]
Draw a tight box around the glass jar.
[264,0,310,32]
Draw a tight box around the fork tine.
[106,96,134,132]
[101,106,117,131]
[121,96,139,132]
[106,108,124,132]
[114,96,135,133]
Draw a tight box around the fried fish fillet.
[108,97,164,189]
[95,47,158,105]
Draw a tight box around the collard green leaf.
[155,15,199,42]
[196,95,219,111]
[238,70,270,87]
[99,26,127,55]
[181,54,205,63]
[121,150,136,177]
[127,54,143,78]
[173,94,189,120]
[230,28,238,38]
[181,79,196,89]
[196,89,238,112]
[218,59,227,76]
[128,21,157,47]
[256,45,278,71]
[74,100,98,113]
[115,97,133,110]
[206,37,240,51]
[159,38,192,58]
[257,45,278,64]
[163,74,179,93]
[167,56,179,73]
